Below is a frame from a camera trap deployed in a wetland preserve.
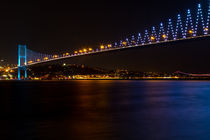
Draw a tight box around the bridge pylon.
[18,44,27,80]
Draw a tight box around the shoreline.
[2,78,210,81]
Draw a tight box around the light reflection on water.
[1,80,210,140]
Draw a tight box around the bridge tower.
[18,44,27,80]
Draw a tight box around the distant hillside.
[28,63,111,77]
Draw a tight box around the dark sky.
[0,0,210,72]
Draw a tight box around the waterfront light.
[37,59,40,62]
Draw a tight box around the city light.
[74,51,78,54]
[108,44,112,48]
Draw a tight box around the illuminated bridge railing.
[23,0,210,66]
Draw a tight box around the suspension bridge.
[17,0,210,80]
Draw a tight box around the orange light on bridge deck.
[66,53,69,56]
[74,51,78,54]
[79,50,83,53]
[53,55,58,58]
[28,61,33,64]
[37,59,40,62]
[151,36,155,40]
[122,41,127,46]
[88,48,93,51]
[108,44,112,48]
[44,57,48,61]
[162,34,167,39]
[189,30,193,34]
[83,49,87,52]
[205,28,209,31]
[100,45,105,49]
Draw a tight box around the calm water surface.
[1,80,210,140]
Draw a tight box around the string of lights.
[22,0,210,66]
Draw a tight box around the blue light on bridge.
[18,44,27,80]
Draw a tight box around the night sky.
[0,0,210,72]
